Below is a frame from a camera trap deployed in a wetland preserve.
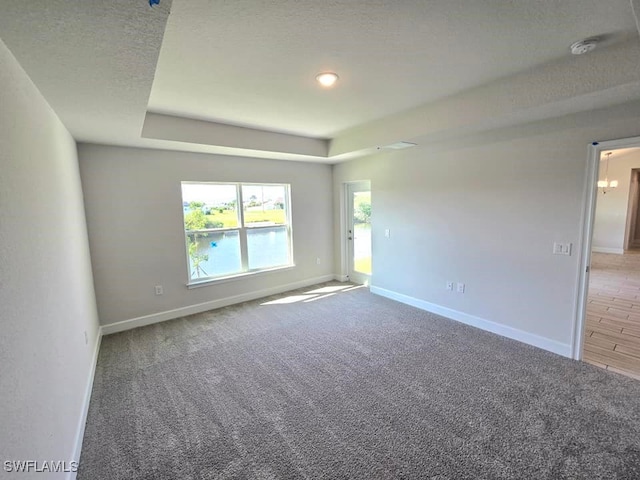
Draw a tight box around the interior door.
[347,181,371,285]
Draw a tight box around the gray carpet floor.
[78,282,640,479]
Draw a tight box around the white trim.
[571,143,599,360]
[339,183,348,280]
[68,327,103,480]
[572,135,640,360]
[182,181,293,285]
[187,265,295,288]
[101,275,336,335]
[370,285,571,357]
[591,246,624,255]
[632,0,640,39]
[339,179,372,282]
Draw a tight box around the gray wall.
[334,104,640,352]
[0,39,100,474]
[78,144,334,326]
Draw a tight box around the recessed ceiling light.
[316,72,339,87]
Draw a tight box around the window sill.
[186,264,296,289]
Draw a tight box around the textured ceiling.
[149,0,638,137]
[0,0,171,147]
[0,0,639,162]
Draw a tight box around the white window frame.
[182,182,294,287]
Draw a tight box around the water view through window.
[182,182,292,282]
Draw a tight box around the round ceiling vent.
[570,38,599,55]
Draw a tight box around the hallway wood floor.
[584,251,640,380]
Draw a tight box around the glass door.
[347,181,371,285]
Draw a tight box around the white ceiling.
[0,0,171,148]
[149,0,638,138]
[1,0,639,162]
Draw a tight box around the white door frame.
[343,180,371,285]
[572,135,640,360]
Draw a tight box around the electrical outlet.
[84,331,88,345]
[155,285,164,295]
[384,228,391,238]
[457,282,465,293]
[316,257,321,265]
[446,282,454,291]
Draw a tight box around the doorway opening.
[345,181,371,285]
[624,168,640,251]
[575,138,640,380]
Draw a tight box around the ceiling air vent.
[378,141,417,150]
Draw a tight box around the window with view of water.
[181,182,293,283]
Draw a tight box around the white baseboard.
[592,246,624,254]
[68,327,102,480]
[101,275,337,335]
[370,286,571,358]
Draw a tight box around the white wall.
[592,149,640,253]
[334,103,640,355]
[0,39,100,477]
[78,144,334,327]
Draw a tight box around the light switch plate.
[553,242,572,255]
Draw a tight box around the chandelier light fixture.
[597,152,618,194]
